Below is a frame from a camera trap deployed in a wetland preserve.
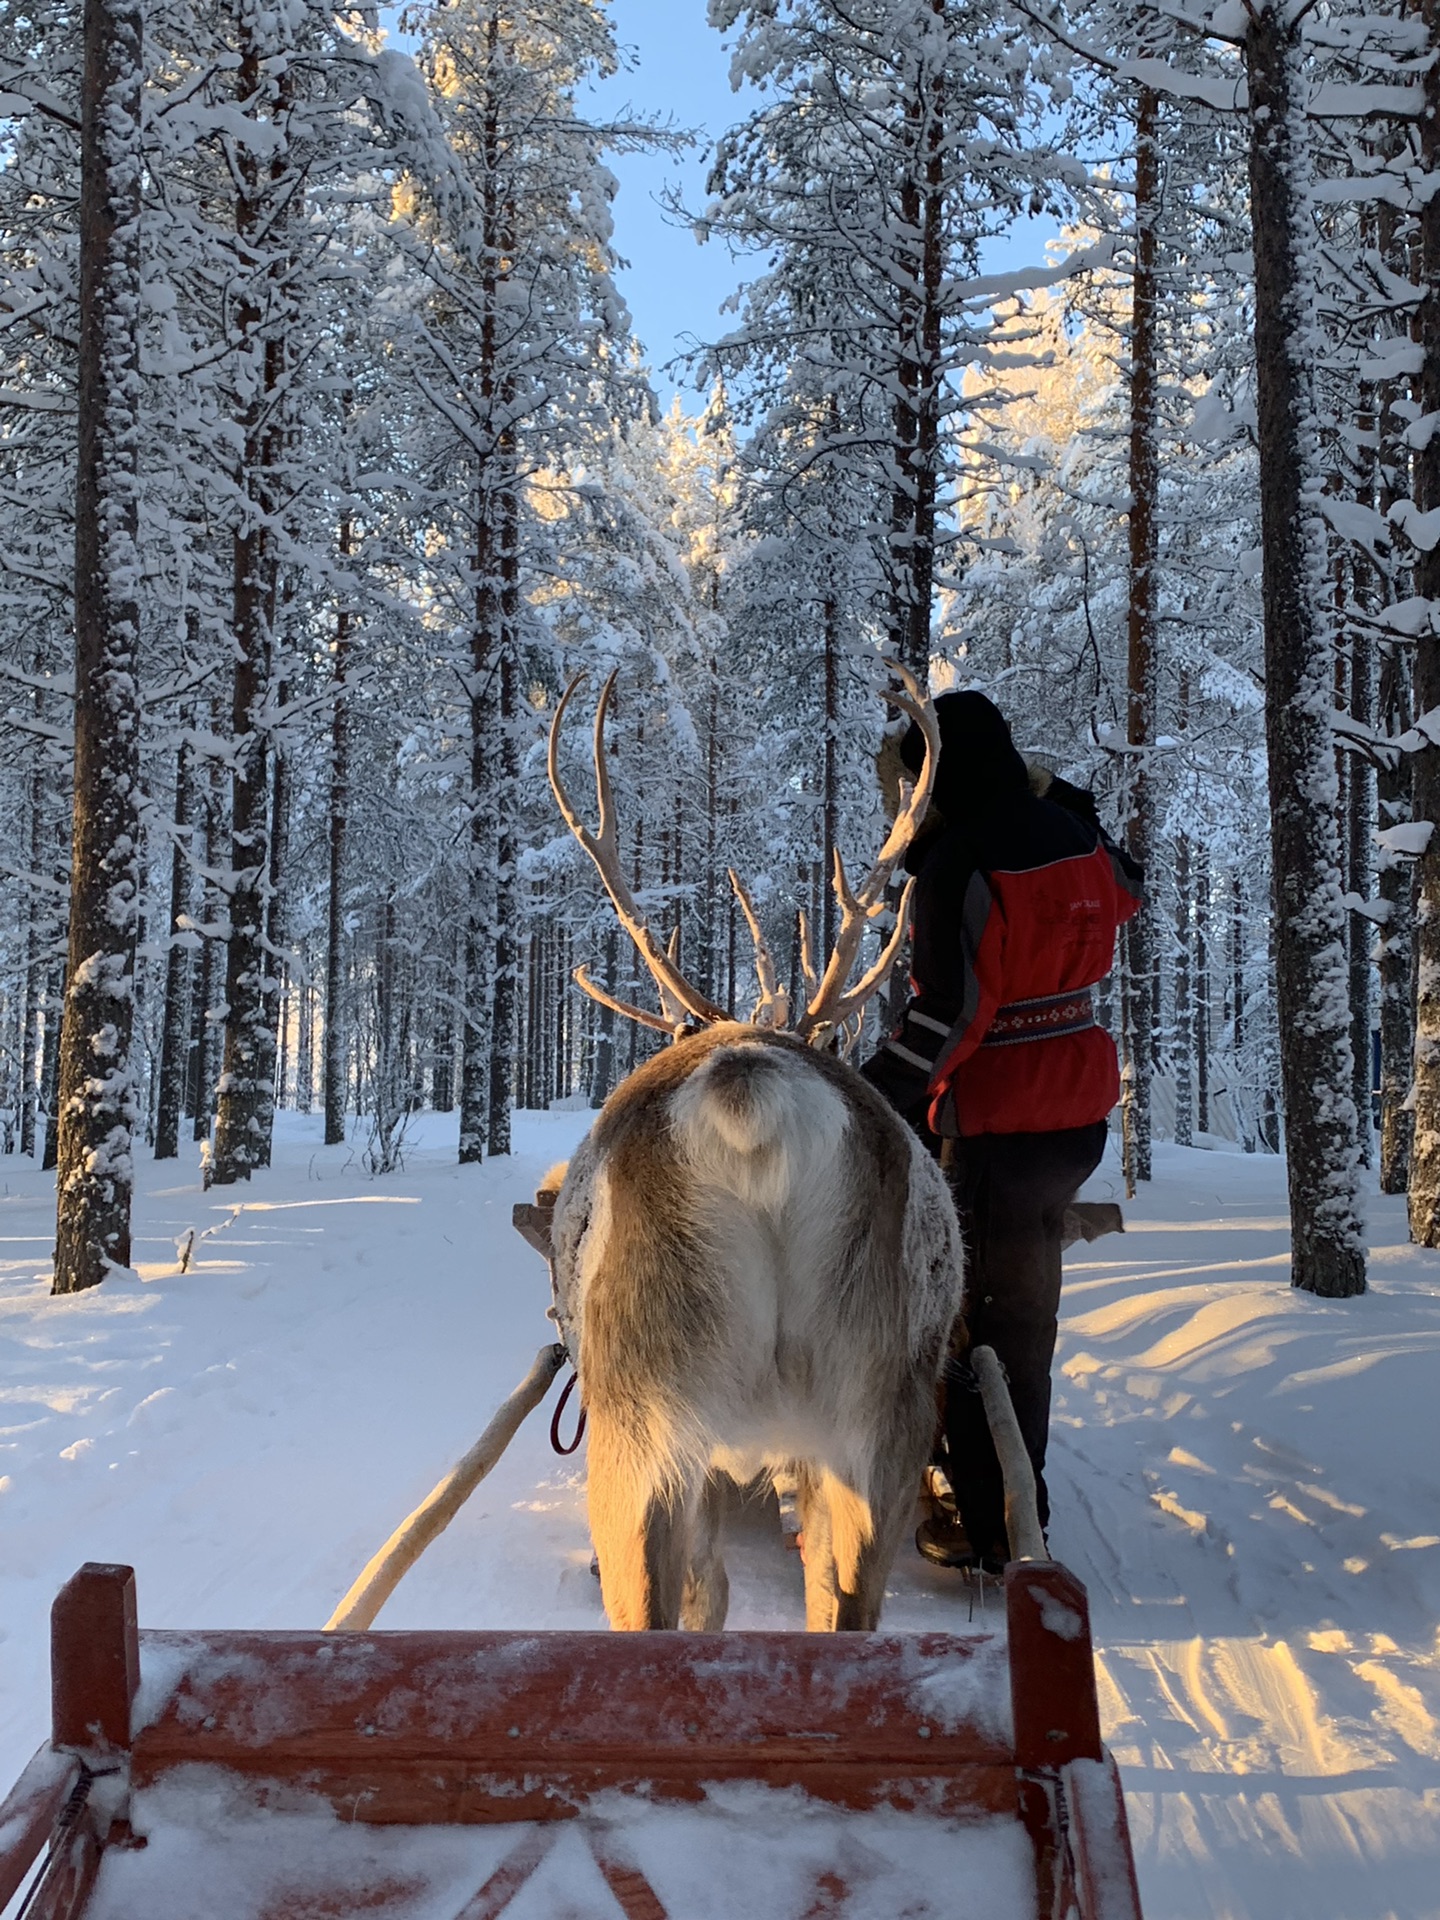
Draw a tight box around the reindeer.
[545,668,963,1632]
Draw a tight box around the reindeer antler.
[549,663,937,1052]
[727,870,789,1029]
[548,671,728,1036]
[793,661,938,1046]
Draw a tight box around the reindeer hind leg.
[680,1470,730,1630]
[820,1471,884,1631]
[588,1419,691,1630]
[797,1464,844,1631]
[841,1389,943,1630]
[838,1475,913,1631]
[800,1434,925,1631]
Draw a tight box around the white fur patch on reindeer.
[668,1044,849,1217]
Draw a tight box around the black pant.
[939,1123,1107,1560]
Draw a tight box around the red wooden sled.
[1,1559,1141,1919]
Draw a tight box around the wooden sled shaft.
[324,1342,569,1632]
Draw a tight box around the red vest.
[928,839,1139,1138]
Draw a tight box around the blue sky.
[585,0,755,403]
[587,0,1064,406]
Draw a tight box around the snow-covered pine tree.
[1124,73,1161,1186]
[133,3,434,1178]
[1243,1,1365,1294]
[323,510,356,1147]
[209,1,337,1185]
[152,736,193,1160]
[52,0,145,1292]
[392,0,648,1161]
[1,4,90,1183]
[1041,0,1369,1280]
[716,385,893,1026]
[1404,0,1440,1241]
[703,0,1062,681]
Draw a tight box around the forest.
[1,0,1437,1300]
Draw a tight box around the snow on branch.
[1340,891,1395,925]
[1112,62,1421,122]
[956,238,1119,308]
[1389,503,1440,554]
[1311,176,1420,209]
[1117,57,1245,113]
[1351,596,1435,640]
[1376,821,1435,860]
[1309,82,1424,120]
[1319,496,1390,559]
[1356,339,1426,381]
[1329,703,1440,769]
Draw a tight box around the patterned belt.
[981,988,1096,1047]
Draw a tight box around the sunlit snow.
[2,1115,1438,1918]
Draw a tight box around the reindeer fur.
[550,1022,964,1632]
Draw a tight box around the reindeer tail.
[669,1042,849,1213]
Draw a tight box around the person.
[862,691,1142,1572]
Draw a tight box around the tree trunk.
[886,4,944,681]
[588,927,619,1107]
[4,997,18,1154]
[788,900,802,1027]
[1405,0,1440,1242]
[726,824,738,1019]
[153,743,193,1161]
[431,976,455,1113]
[19,748,46,1158]
[1194,843,1210,1136]
[210,547,272,1184]
[1244,7,1365,1294]
[275,959,289,1122]
[700,667,721,1003]
[541,923,556,1110]
[1378,646,1414,1191]
[558,923,572,1101]
[1347,619,1375,1165]
[191,750,222,1142]
[822,590,840,962]
[458,622,494,1162]
[367,893,410,1170]
[486,480,519,1158]
[324,523,352,1147]
[254,713,288,1165]
[1231,872,1255,1151]
[1374,194,1413,1194]
[458,43,506,1166]
[211,31,287,1187]
[431,925,456,1113]
[1173,835,1193,1149]
[16,964,36,1156]
[296,974,313,1114]
[40,961,63,1172]
[53,0,144,1292]
[1124,81,1161,1183]
[907,63,943,684]
[520,930,535,1111]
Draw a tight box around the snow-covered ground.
[2,1114,1438,1919]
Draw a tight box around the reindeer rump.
[552,1026,963,1632]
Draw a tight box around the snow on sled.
[1,1560,1141,1920]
